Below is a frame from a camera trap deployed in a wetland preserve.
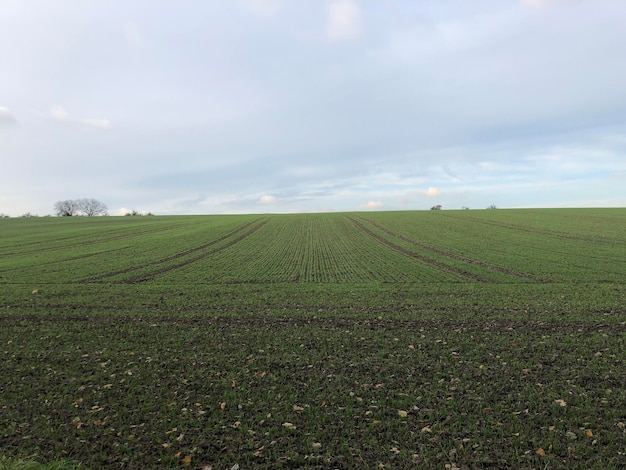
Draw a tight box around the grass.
[0,456,81,470]
[1,209,625,468]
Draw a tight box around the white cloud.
[49,105,110,129]
[357,200,383,210]
[81,118,111,129]
[326,0,361,41]
[123,21,144,47]
[50,105,69,121]
[258,194,278,204]
[425,187,441,198]
[0,107,17,126]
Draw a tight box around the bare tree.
[77,198,108,216]
[54,199,107,216]
[54,200,78,217]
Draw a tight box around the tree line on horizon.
[1,202,501,218]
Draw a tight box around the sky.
[1,0,626,216]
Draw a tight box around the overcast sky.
[1,0,626,216]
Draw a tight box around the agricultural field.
[1,208,625,469]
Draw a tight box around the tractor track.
[123,219,269,283]
[359,217,549,283]
[440,213,623,245]
[80,219,266,283]
[347,217,495,283]
[0,224,180,257]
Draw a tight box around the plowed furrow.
[3,315,624,333]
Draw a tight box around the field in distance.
[1,209,625,468]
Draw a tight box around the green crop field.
[1,209,625,469]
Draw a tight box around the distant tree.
[54,200,78,217]
[462,206,470,210]
[0,213,10,218]
[54,199,107,216]
[77,198,108,216]
[486,204,497,210]
[431,205,442,210]
[21,212,38,217]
